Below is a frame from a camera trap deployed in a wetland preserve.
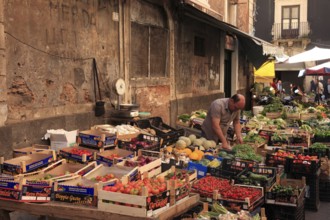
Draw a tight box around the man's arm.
[233,118,243,144]
[211,117,229,149]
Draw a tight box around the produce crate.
[116,149,162,179]
[77,129,117,148]
[221,158,257,174]
[234,166,276,191]
[287,170,320,211]
[117,133,161,152]
[135,117,184,147]
[19,159,97,185]
[319,177,330,202]
[286,113,301,120]
[96,148,134,167]
[16,160,97,203]
[265,177,306,207]
[1,151,56,175]
[191,176,231,202]
[308,147,330,158]
[264,202,305,220]
[52,175,98,206]
[0,177,52,202]
[59,146,98,163]
[157,166,197,183]
[288,133,311,148]
[313,135,330,143]
[300,112,317,120]
[98,179,171,218]
[83,163,138,183]
[161,159,185,173]
[265,151,292,170]
[186,161,208,179]
[215,185,264,212]
[266,112,282,119]
[286,157,320,175]
[258,130,276,145]
[13,144,50,158]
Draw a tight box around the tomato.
[152,188,160,195]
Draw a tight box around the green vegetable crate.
[234,166,277,191]
[265,176,306,207]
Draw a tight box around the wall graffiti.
[49,0,96,28]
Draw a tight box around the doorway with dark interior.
[224,50,232,97]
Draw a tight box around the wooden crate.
[84,163,138,183]
[98,175,193,218]
[265,176,306,207]
[98,179,171,217]
[300,112,317,120]
[286,113,301,120]
[116,149,162,179]
[266,112,282,119]
[157,166,197,183]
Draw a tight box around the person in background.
[270,78,278,94]
[325,78,330,100]
[310,78,317,93]
[201,94,246,150]
[276,80,283,96]
[315,79,324,103]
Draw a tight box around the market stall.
[0,100,329,219]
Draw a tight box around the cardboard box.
[59,146,100,163]
[1,160,98,203]
[0,178,52,202]
[97,148,134,166]
[13,144,50,158]
[47,129,78,151]
[116,150,162,179]
[1,151,56,175]
[84,164,138,183]
[77,129,117,148]
[21,159,98,185]
[52,175,98,207]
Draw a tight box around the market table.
[0,194,200,220]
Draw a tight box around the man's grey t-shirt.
[201,98,240,143]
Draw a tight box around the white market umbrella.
[287,47,330,63]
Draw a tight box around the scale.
[110,78,139,118]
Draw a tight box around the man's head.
[228,94,245,112]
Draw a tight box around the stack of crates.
[265,202,305,220]
[286,166,320,211]
[319,177,330,202]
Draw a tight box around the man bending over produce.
[201,94,245,150]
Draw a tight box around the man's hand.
[236,135,243,144]
[221,141,232,150]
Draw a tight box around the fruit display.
[68,148,93,156]
[124,155,155,167]
[97,148,133,166]
[119,136,159,151]
[90,173,115,182]
[192,176,231,197]
[102,176,168,196]
[220,185,262,203]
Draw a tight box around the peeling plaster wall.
[4,0,120,122]
[0,0,120,154]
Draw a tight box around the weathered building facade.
[0,0,274,156]
[255,0,330,91]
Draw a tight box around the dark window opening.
[194,36,205,57]
[131,22,168,78]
